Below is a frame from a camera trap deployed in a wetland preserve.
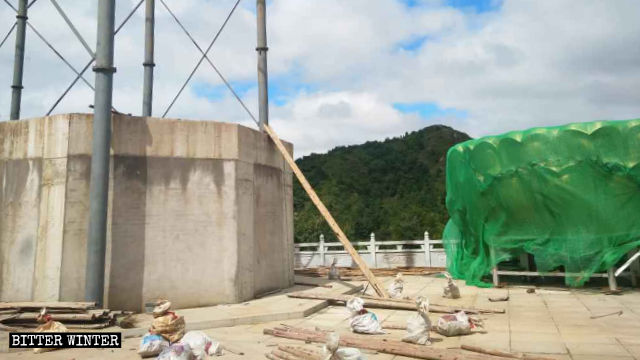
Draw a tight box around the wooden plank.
[286,291,505,314]
[1,312,98,322]
[263,326,504,360]
[0,301,96,311]
[263,124,388,298]
[277,345,323,360]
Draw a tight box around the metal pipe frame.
[9,0,27,120]
[142,0,155,116]
[256,0,268,129]
[85,0,117,306]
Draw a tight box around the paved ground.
[3,275,640,359]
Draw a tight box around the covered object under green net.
[443,119,640,287]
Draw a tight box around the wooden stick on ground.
[221,344,245,356]
[294,281,333,288]
[277,346,323,360]
[590,310,623,319]
[264,124,388,298]
[461,345,522,359]
[461,345,556,360]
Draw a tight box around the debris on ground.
[296,266,445,281]
[461,344,556,360]
[402,297,431,345]
[287,291,506,314]
[488,295,510,302]
[150,300,186,343]
[294,281,333,288]
[266,345,325,360]
[180,330,224,359]
[442,273,460,299]
[329,258,341,280]
[603,288,623,295]
[33,312,68,354]
[0,301,125,330]
[157,342,193,360]
[138,333,169,358]
[590,310,623,319]
[323,332,365,360]
[263,325,505,359]
[435,311,484,337]
[526,288,536,294]
[388,273,404,298]
[346,297,385,334]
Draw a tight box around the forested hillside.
[293,125,471,243]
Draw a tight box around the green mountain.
[293,125,472,243]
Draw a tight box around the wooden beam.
[0,301,96,311]
[263,326,504,360]
[286,291,505,314]
[263,124,388,298]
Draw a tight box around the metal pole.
[142,0,155,116]
[256,0,268,129]
[85,0,116,305]
[9,0,27,120]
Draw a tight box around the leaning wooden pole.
[263,124,389,298]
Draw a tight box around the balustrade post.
[370,232,377,268]
[319,234,325,266]
[424,231,431,267]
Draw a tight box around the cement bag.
[346,297,385,335]
[181,331,223,359]
[402,297,431,345]
[329,258,341,280]
[323,332,366,360]
[137,333,169,358]
[33,320,68,354]
[436,311,471,336]
[151,311,186,343]
[442,272,460,299]
[387,273,404,299]
[153,299,172,317]
[157,343,193,360]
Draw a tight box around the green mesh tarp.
[443,119,640,287]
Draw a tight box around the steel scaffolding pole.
[256,0,268,129]
[142,0,155,116]
[85,0,116,305]
[9,0,27,120]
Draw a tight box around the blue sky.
[393,102,468,120]
[401,0,502,13]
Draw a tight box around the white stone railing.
[294,231,446,269]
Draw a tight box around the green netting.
[442,119,640,287]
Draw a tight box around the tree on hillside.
[293,125,471,243]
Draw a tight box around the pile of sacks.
[138,300,224,359]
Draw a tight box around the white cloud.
[0,0,639,157]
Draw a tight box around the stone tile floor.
[3,275,640,359]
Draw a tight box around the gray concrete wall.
[0,114,294,311]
